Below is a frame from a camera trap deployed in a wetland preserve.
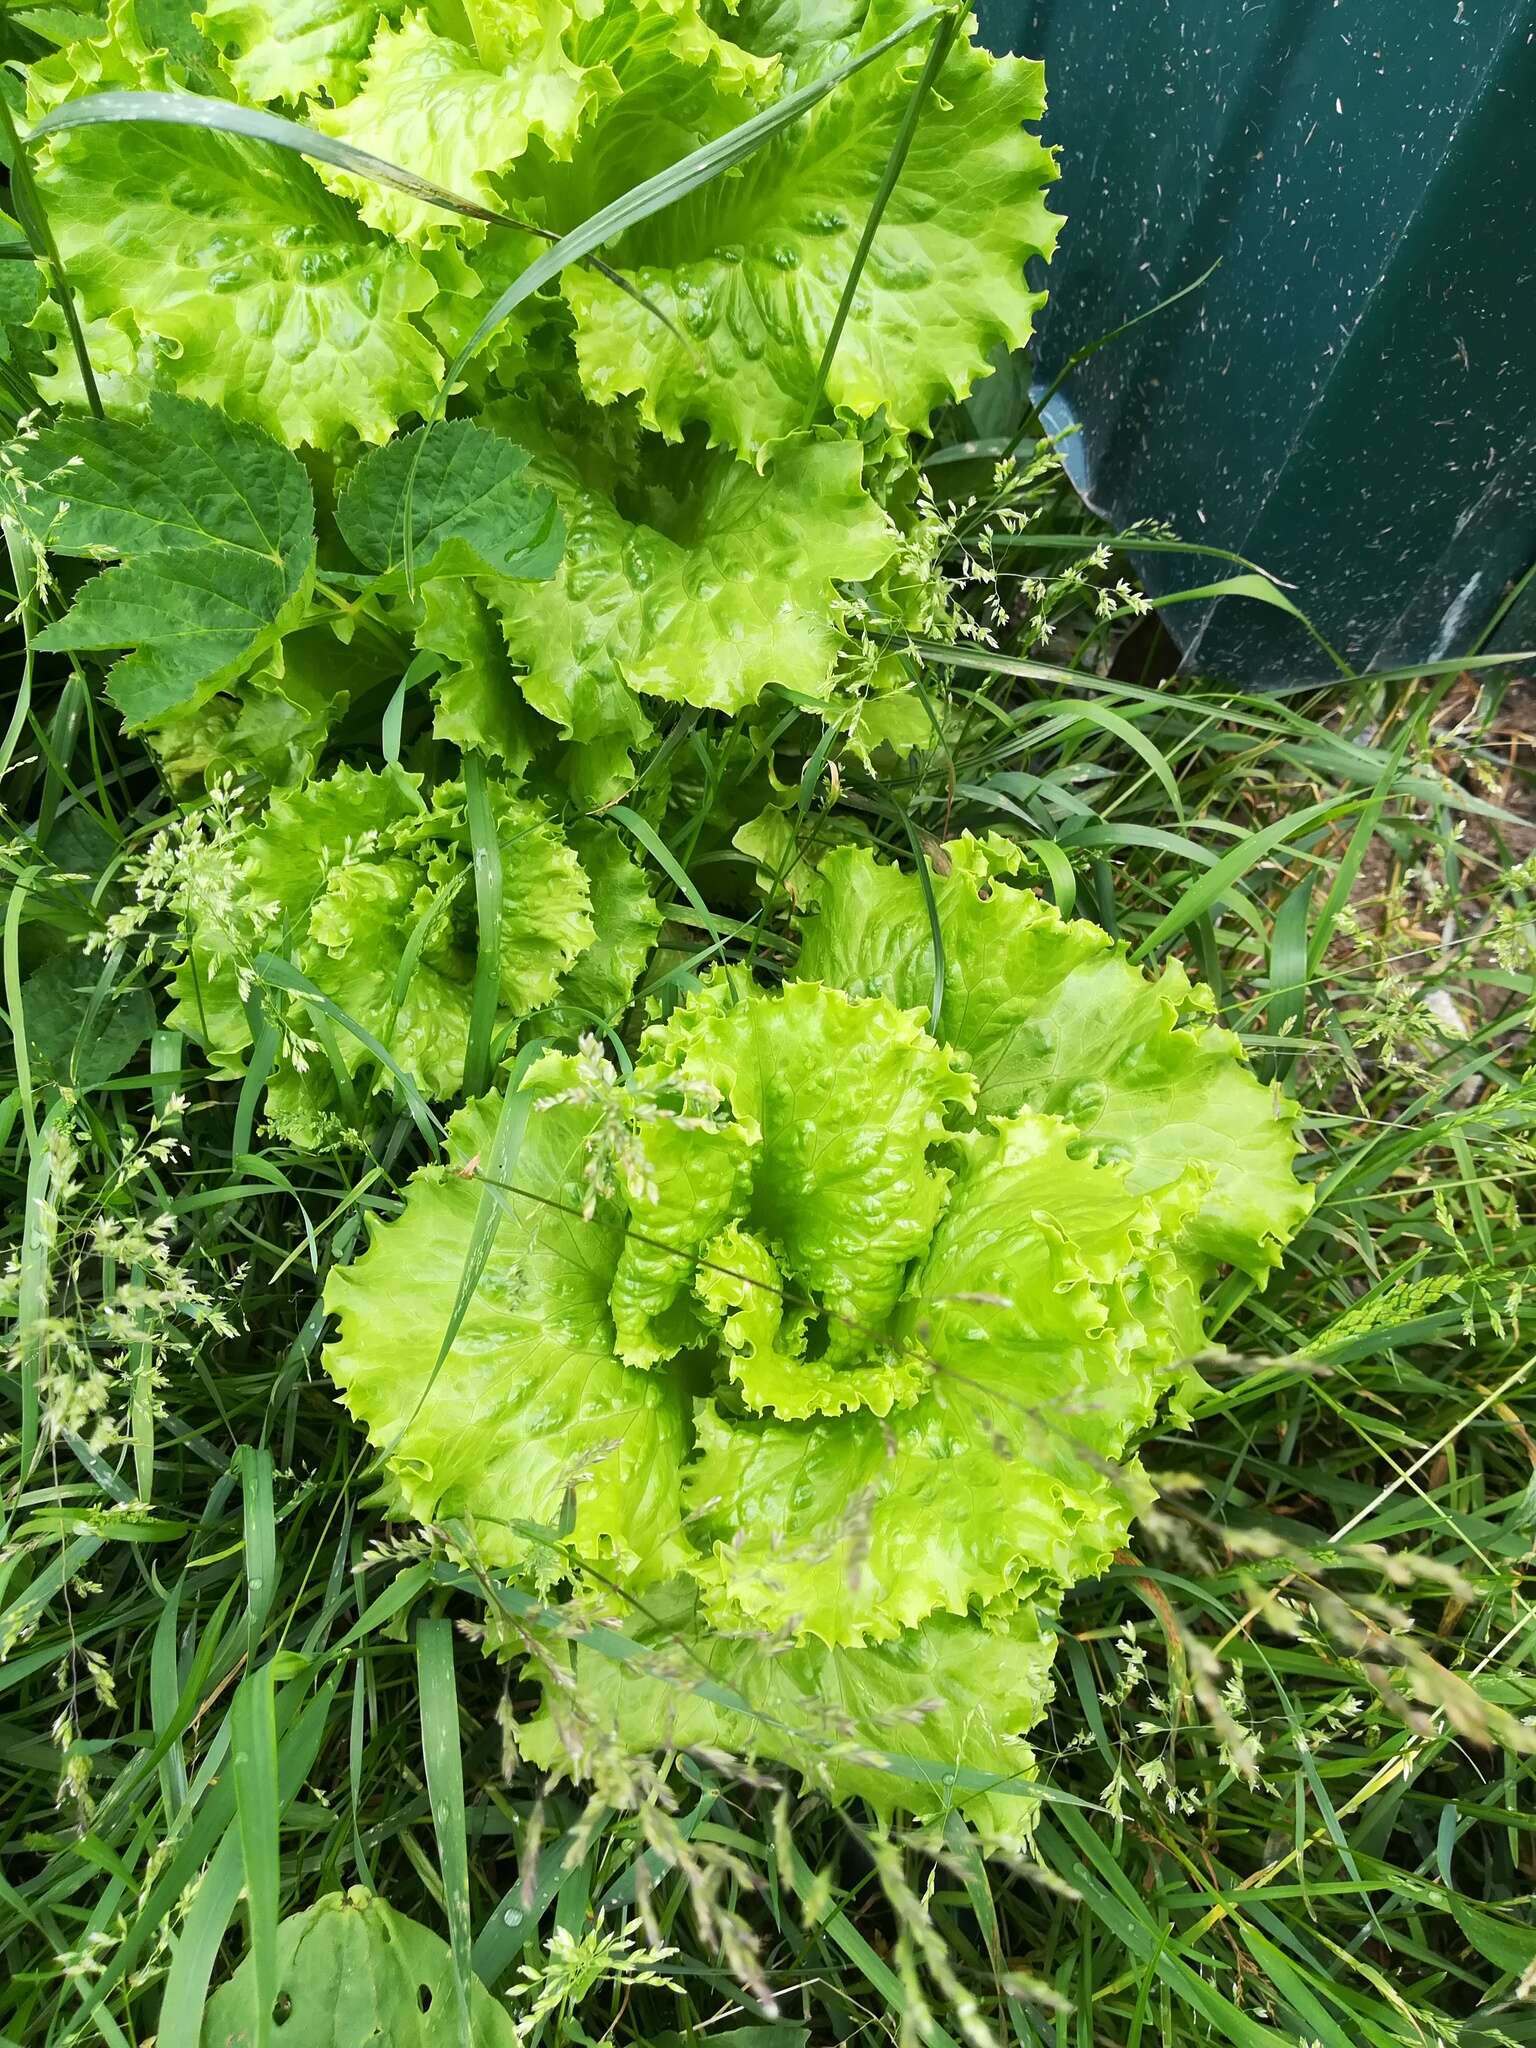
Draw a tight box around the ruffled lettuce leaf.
[481,420,897,723]
[170,763,599,1144]
[516,1580,1056,1846]
[637,977,971,1371]
[197,0,396,103]
[796,836,1314,1277]
[326,1088,691,1580]
[413,576,545,772]
[315,2,611,243]
[682,1111,1187,1645]
[323,876,1311,1832]
[524,821,663,1041]
[506,0,779,226]
[563,0,1060,457]
[33,121,441,446]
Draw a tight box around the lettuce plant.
[324,839,1311,1836]
[167,762,659,1146]
[14,0,1058,793]
[28,0,1059,458]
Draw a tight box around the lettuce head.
[323,837,1311,1839]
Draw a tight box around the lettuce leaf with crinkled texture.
[169,763,600,1145]
[326,1090,691,1581]
[796,836,1314,1277]
[33,122,441,446]
[315,3,610,243]
[322,886,1307,1832]
[198,0,395,103]
[515,1580,1055,1845]
[524,822,663,1041]
[484,423,896,721]
[563,0,1060,457]
[682,1111,1199,1644]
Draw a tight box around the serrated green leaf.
[797,835,1313,1278]
[325,1086,691,1581]
[198,0,398,106]
[20,953,154,1088]
[486,420,896,720]
[12,395,316,724]
[10,391,313,567]
[335,419,563,584]
[517,1580,1057,1846]
[170,763,594,1146]
[563,0,1060,457]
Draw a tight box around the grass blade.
[417,1616,475,2048]
[805,6,961,420]
[232,1664,280,2048]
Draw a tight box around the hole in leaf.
[800,1311,831,1363]
[272,1992,293,2027]
[417,1983,433,2014]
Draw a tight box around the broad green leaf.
[199,0,399,105]
[797,836,1314,1278]
[20,953,155,1088]
[200,1886,520,2047]
[414,576,544,771]
[486,424,896,719]
[335,419,563,584]
[33,121,441,446]
[12,396,316,724]
[323,818,1310,1833]
[683,1112,1184,1644]
[524,820,663,1040]
[10,392,312,567]
[517,1580,1056,1845]
[563,0,1060,457]
[314,3,610,241]
[639,976,972,1368]
[36,548,309,725]
[325,1087,691,1581]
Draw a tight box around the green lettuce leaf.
[683,1111,1194,1645]
[796,835,1314,1277]
[637,977,972,1369]
[326,1087,690,1580]
[197,0,396,104]
[33,121,441,446]
[324,872,1311,1833]
[524,821,663,1040]
[315,3,610,243]
[413,576,545,771]
[484,422,896,721]
[516,1580,1056,1846]
[563,0,1060,457]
